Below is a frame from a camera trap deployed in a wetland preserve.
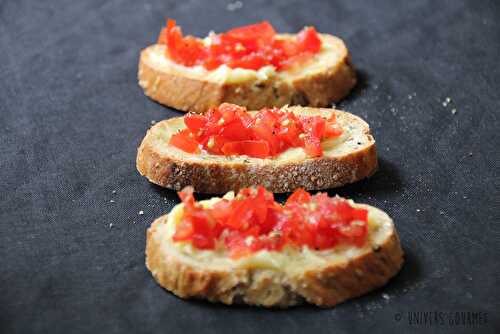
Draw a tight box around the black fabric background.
[1,0,499,333]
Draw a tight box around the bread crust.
[136,108,377,194]
[146,212,404,308]
[138,35,356,114]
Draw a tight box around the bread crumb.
[226,1,243,11]
[382,293,390,300]
[112,190,116,194]
[151,120,156,125]
[416,209,420,212]
[139,210,144,215]
[451,108,457,114]
[110,199,115,203]
[109,223,114,228]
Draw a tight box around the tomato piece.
[164,20,206,66]
[252,120,280,154]
[169,129,200,153]
[178,186,195,205]
[221,140,270,158]
[219,120,251,141]
[253,188,269,225]
[226,21,276,45]
[277,118,302,146]
[314,232,337,250]
[226,199,253,229]
[191,233,214,249]
[301,115,325,138]
[324,121,343,138]
[303,134,322,157]
[184,113,207,132]
[172,219,194,241]
[226,53,267,70]
[351,208,368,221]
[210,199,233,223]
[225,233,252,259]
[157,27,168,45]
[296,27,321,53]
[286,188,312,205]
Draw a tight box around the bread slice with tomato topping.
[138,21,356,113]
[146,187,404,308]
[136,104,377,193]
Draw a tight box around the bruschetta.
[136,103,377,193]
[146,186,404,307]
[138,20,356,113]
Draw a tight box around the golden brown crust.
[146,214,404,308]
[138,35,356,114]
[136,108,377,194]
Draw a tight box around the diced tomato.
[169,104,342,158]
[157,27,168,45]
[184,113,207,132]
[286,188,312,205]
[221,140,270,158]
[303,134,322,157]
[226,21,276,45]
[157,20,322,72]
[210,199,233,223]
[226,53,267,70]
[325,121,343,138]
[296,27,322,53]
[178,186,195,205]
[172,219,194,241]
[301,115,326,138]
[172,186,368,257]
[219,120,251,141]
[169,129,200,153]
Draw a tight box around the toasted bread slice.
[146,195,404,308]
[136,106,377,193]
[138,34,356,113]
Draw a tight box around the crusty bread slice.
[146,197,404,308]
[136,106,377,193]
[138,34,356,113]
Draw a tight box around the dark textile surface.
[1,0,499,333]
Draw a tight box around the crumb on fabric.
[139,210,144,215]
[226,1,243,11]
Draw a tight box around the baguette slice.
[136,106,377,193]
[138,34,356,114]
[146,195,404,308]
